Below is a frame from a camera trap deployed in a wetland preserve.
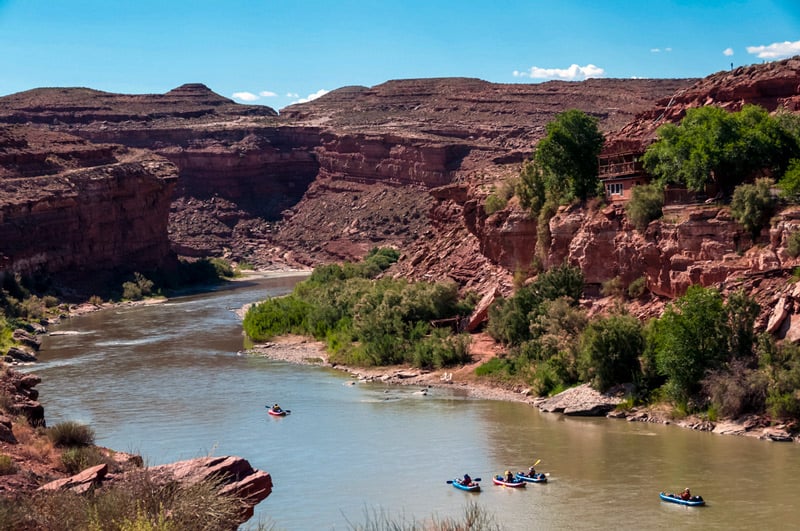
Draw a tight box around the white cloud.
[650,48,661,53]
[723,47,734,56]
[513,64,605,81]
[665,47,672,52]
[259,90,277,97]
[746,39,800,60]
[232,91,259,102]
[291,89,330,104]
[651,47,672,53]
[286,92,299,98]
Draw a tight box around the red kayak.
[267,406,289,416]
[492,475,526,488]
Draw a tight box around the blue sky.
[1,1,799,111]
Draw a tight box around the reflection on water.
[29,274,800,530]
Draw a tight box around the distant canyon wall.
[0,127,178,278]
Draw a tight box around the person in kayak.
[527,465,537,477]
[462,474,473,486]
[680,488,692,500]
[271,404,281,412]
[505,470,515,482]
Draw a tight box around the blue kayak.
[515,472,547,483]
[659,492,705,506]
[451,479,480,492]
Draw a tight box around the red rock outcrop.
[607,55,800,152]
[0,78,689,268]
[0,126,178,278]
[148,455,272,524]
[1,62,798,312]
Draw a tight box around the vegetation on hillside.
[479,261,800,421]
[642,104,799,195]
[517,109,604,212]
[244,248,476,369]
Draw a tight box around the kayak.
[515,472,548,483]
[267,408,287,416]
[659,492,705,506]
[492,476,526,488]
[451,479,480,492]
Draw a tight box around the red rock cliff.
[0,126,178,277]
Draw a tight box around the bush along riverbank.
[243,251,800,443]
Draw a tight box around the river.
[30,273,800,530]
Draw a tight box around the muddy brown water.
[30,274,800,530]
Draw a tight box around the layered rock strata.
[0,126,178,277]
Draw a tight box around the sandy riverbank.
[245,334,535,403]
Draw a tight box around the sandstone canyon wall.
[0,60,799,317]
[0,126,177,281]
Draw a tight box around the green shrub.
[778,158,800,203]
[625,182,664,231]
[730,178,777,241]
[243,295,311,341]
[47,421,95,447]
[61,446,107,474]
[579,313,644,392]
[766,391,800,419]
[474,357,510,377]
[484,193,507,215]
[88,295,104,306]
[627,276,647,299]
[600,277,624,298]
[209,257,235,278]
[122,272,154,301]
[0,454,16,476]
[411,332,471,369]
[787,231,800,258]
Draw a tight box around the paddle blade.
[473,478,482,482]
[533,459,541,466]
[446,480,454,484]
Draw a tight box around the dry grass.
[11,418,60,469]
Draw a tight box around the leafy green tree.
[625,182,664,232]
[516,160,547,215]
[579,313,644,392]
[643,104,796,194]
[534,109,604,202]
[778,158,800,202]
[730,178,776,240]
[725,289,760,361]
[648,285,730,403]
[487,263,584,346]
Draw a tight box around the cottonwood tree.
[518,109,604,206]
[643,104,796,195]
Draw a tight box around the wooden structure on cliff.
[597,150,647,202]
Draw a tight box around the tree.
[730,178,776,241]
[625,182,664,232]
[643,104,796,194]
[648,285,730,404]
[534,109,604,202]
[778,158,800,202]
[579,313,644,392]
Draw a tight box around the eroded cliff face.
[1,63,799,314]
[0,126,178,278]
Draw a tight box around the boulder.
[5,347,37,363]
[148,456,272,524]
[537,383,622,416]
[39,463,108,494]
[12,329,41,351]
